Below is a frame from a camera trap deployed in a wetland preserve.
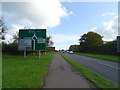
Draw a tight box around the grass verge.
[75,52,119,62]
[60,53,119,89]
[2,52,56,88]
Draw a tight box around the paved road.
[43,53,95,88]
[63,53,120,85]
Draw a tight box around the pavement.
[64,53,119,85]
[43,53,95,88]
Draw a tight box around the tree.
[69,45,80,52]
[0,17,7,40]
[79,31,103,53]
[46,35,54,47]
[12,32,19,44]
[98,40,117,55]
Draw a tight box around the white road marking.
[67,53,120,70]
[97,62,120,70]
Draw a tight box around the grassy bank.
[2,52,56,88]
[75,52,119,62]
[61,53,119,89]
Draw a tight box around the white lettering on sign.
[24,38,31,46]
[37,38,45,43]
[19,38,32,50]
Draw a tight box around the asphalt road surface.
[63,53,120,85]
[43,53,95,88]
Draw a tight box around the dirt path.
[43,53,95,88]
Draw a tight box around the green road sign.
[18,29,46,51]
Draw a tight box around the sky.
[1,0,119,50]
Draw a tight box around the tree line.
[69,32,117,55]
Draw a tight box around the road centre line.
[97,62,120,70]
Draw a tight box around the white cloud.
[91,16,118,41]
[51,34,80,50]
[90,27,97,31]
[69,11,74,15]
[52,34,79,43]
[3,0,69,28]
[55,44,70,50]
[102,12,115,17]
[2,0,74,43]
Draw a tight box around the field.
[61,53,119,89]
[75,53,119,62]
[2,52,56,88]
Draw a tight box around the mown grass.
[75,52,119,62]
[2,52,56,88]
[61,53,119,89]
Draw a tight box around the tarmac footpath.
[43,52,95,88]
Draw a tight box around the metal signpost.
[117,36,120,53]
[18,29,46,58]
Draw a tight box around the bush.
[2,43,22,55]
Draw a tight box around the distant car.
[63,51,65,53]
[67,51,69,53]
[69,51,73,54]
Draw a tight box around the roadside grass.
[60,53,119,89]
[2,52,56,88]
[75,52,119,62]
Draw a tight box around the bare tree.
[47,35,54,47]
[12,32,19,44]
[0,17,7,40]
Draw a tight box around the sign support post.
[38,50,40,58]
[24,51,26,58]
